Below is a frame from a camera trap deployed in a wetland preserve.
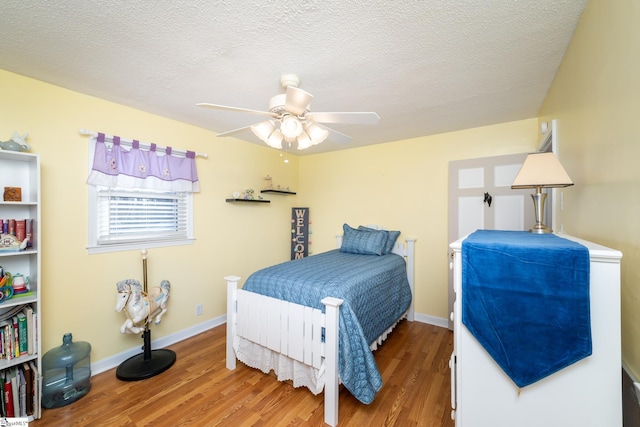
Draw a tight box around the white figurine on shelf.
[264,174,273,190]
[0,132,30,152]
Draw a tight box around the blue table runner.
[462,230,591,388]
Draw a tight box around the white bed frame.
[224,229,415,426]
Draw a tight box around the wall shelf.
[226,198,270,203]
[260,189,296,195]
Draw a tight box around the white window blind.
[96,188,189,244]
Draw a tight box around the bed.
[224,224,416,426]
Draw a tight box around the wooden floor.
[32,321,454,426]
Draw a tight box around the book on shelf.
[15,220,26,242]
[22,362,33,417]
[17,312,28,356]
[0,218,34,248]
[31,360,40,419]
[0,373,5,417]
[11,315,19,359]
[0,304,36,360]
[22,306,34,355]
[4,369,14,417]
[17,365,26,417]
[10,367,19,418]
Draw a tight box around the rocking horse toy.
[114,250,176,381]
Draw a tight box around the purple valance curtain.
[86,133,200,192]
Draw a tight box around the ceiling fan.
[197,74,379,150]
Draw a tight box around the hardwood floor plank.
[32,321,453,426]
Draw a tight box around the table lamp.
[511,152,574,234]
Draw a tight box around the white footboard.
[224,275,343,427]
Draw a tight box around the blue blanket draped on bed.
[242,249,412,404]
[462,230,591,388]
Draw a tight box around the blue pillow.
[340,224,387,255]
[358,226,400,255]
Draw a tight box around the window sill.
[86,238,195,255]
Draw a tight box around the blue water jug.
[41,333,91,409]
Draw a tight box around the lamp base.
[528,189,553,234]
[530,223,553,234]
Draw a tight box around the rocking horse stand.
[116,250,176,381]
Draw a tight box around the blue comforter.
[242,249,412,404]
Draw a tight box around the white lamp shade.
[512,152,574,189]
[250,120,275,143]
[266,129,283,149]
[280,115,303,140]
[296,132,312,150]
[305,122,329,145]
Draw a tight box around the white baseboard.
[91,314,226,376]
[413,313,449,329]
[91,311,447,377]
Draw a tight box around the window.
[85,133,199,254]
[88,186,194,254]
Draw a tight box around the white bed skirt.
[234,334,325,394]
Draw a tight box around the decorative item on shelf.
[232,191,241,199]
[11,273,30,294]
[0,272,14,303]
[0,232,30,252]
[0,132,31,152]
[244,188,255,200]
[263,174,273,190]
[3,186,22,202]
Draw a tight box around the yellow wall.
[299,119,537,318]
[2,68,539,367]
[539,0,640,379]
[1,69,299,362]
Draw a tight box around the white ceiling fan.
[197,74,379,150]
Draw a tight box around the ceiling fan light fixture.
[280,115,303,140]
[266,129,283,149]
[305,122,329,145]
[296,132,313,150]
[250,120,276,143]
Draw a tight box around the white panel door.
[447,153,535,329]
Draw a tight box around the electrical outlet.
[195,304,203,316]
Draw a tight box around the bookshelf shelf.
[0,151,41,420]
[225,198,270,203]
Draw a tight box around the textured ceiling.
[0,0,588,155]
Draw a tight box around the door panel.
[447,153,535,329]
[458,196,484,238]
[493,195,525,230]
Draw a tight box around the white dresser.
[449,234,622,426]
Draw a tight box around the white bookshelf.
[0,150,41,419]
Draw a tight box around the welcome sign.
[291,207,309,260]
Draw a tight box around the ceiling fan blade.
[308,111,380,125]
[197,103,277,118]
[321,125,352,144]
[216,125,255,138]
[285,87,313,116]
